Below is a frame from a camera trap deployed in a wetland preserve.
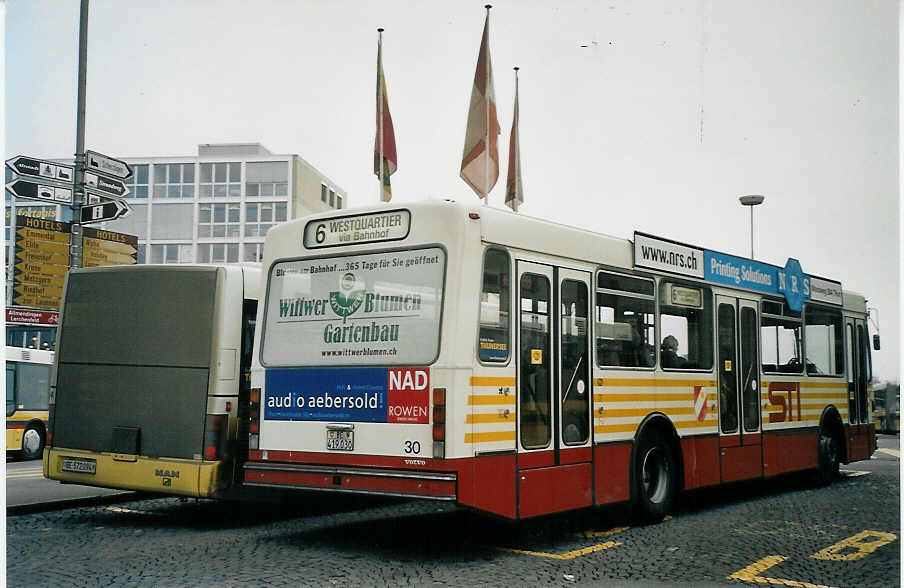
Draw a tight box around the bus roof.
[68,263,261,301]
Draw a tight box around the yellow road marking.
[6,470,43,479]
[575,525,630,539]
[877,448,900,458]
[811,530,897,561]
[728,555,835,588]
[499,540,621,560]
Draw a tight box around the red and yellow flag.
[460,8,500,199]
[374,29,397,202]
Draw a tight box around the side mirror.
[873,334,881,351]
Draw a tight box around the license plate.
[61,457,96,475]
[327,429,354,451]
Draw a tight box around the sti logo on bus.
[387,367,429,424]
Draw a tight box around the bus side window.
[658,282,713,371]
[478,248,511,364]
[595,271,655,369]
[6,366,15,417]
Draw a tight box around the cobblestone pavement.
[8,442,898,587]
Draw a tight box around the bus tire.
[632,431,676,523]
[817,427,840,485]
[21,423,45,461]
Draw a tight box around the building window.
[153,163,194,199]
[200,162,241,198]
[126,164,149,198]
[244,242,264,262]
[321,184,328,203]
[245,201,286,237]
[246,161,288,197]
[329,190,335,207]
[336,195,343,209]
[149,243,193,264]
[198,203,241,238]
[197,243,239,264]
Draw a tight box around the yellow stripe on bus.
[594,423,638,434]
[470,376,516,387]
[593,378,716,388]
[596,393,704,403]
[464,430,517,444]
[467,412,515,424]
[601,407,698,418]
[468,395,516,406]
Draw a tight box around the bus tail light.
[204,413,227,461]
[249,387,261,450]
[432,387,446,459]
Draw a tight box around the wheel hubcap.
[23,429,41,454]
[642,448,669,503]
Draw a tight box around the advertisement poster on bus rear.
[261,247,445,367]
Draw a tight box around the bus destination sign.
[304,209,410,248]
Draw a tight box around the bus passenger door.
[716,296,763,482]
[845,317,871,461]
[515,261,593,518]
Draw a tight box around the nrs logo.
[387,367,430,424]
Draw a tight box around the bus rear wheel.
[817,428,840,485]
[632,432,676,523]
[21,424,45,461]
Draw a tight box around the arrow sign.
[80,199,131,223]
[6,179,73,204]
[86,150,132,180]
[6,155,74,184]
[85,172,129,198]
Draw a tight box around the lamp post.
[739,195,765,259]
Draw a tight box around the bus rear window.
[262,247,445,366]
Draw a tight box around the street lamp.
[739,195,765,259]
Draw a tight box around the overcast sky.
[3,0,899,380]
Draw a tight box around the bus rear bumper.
[44,447,225,498]
[243,461,458,501]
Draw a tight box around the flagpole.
[512,66,519,213]
[483,5,491,206]
[377,28,384,203]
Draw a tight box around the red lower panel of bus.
[762,429,817,477]
[846,424,873,462]
[518,462,593,519]
[469,454,516,519]
[680,435,720,490]
[244,463,457,500]
[594,443,631,504]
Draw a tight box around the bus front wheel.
[21,424,45,461]
[632,432,676,523]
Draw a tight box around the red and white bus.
[243,200,876,520]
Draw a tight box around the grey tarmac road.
[6,435,899,587]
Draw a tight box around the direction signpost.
[80,199,130,224]
[85,171,129,198]
[5,179,73,205]
[82,227,138,267]
[86,150,132,180]
[6,155,74,183]
[12,216,72,310]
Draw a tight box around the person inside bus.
[660,335,687,368]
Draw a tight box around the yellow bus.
[242,200,876,521]
[43,264,260,498]
[6,346,54,460]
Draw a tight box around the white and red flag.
[505,67,523,211]
[374,28,397,202]
[460,6,500,201]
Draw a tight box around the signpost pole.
[70,0,89,270]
